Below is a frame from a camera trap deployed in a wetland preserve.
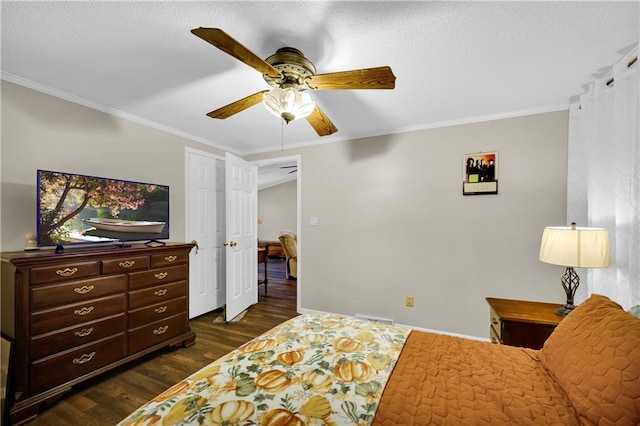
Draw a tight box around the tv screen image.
[37,170,170,247]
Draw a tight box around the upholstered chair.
[278,230,297,279]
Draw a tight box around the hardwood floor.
[23,258,297,425]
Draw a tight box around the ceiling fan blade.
[306,105,338,136]
[191,28,281,79]
[306,66,396,90]
[207,90,268,119]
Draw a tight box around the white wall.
[258,180,297,241]
[0,81,224,251]
[249,111,570,338]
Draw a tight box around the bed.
[119,294,640,425]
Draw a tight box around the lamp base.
[556,266,580,317]
[555,304,575,317]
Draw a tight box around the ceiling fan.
[191,28,397,137]
[280,165,297,174]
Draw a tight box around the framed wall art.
[463,151,498,195]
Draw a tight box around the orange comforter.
[373,331,580,425]
[375,294,640,425]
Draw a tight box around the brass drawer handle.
[153,326,168,335]
[74,306,94,316]
[165,255,177,262]
[154,289,167,297]
[119,260,135,268]
[491,318,499,325]
[73,352,96,365]
[56,267,78,277]
[75,327,94,337]
[154,272,168,280]
[74,285,94,294]
[155,306,167,314]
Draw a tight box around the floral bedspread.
[119,313,411,426]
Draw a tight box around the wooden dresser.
[486,297,564,350]
[1,243,196,425]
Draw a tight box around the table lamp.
[539,222,610,316]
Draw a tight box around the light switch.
[310,217,319,226]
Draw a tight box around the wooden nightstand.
[486,298,564,350]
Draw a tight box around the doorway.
[185,151,301,319]
[254,155,301,312]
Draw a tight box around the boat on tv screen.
[37,170,169,246]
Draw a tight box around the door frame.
[253,155,302,313]
[184,151,302,317]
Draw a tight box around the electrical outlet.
[406,296,414,307]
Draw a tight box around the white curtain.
[567,43,639,310]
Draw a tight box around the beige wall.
[0,81,224,251]
[2,80,570,339]
[248,111,569,338]
[258,180,297,241]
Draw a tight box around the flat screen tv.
[37,169,170,248]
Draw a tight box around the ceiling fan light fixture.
[263,87,315,123]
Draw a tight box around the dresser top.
[1,242,194,265]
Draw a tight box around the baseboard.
[296,307,489,342]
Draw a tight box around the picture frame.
[463,151,498,195]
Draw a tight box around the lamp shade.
[262,87,315,123]
[539,224,610,268]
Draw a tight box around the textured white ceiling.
[1,1,638,155]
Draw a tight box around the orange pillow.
[538,294,640,425]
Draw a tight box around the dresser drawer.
[30,261,100,284]
[128,313,189,354]
[31,275,126,310]
[128,297,187,329]
[30,314,126,360]
[30,294,126,335]
[31,333,126,395]
[128,281,187,309]
[101,255,150,274]
[129,265,189,290]
[151,251,190,268]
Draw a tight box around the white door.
[186,149,226,318]
[225,152,258,321]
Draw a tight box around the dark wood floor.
[24,258,297,425]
